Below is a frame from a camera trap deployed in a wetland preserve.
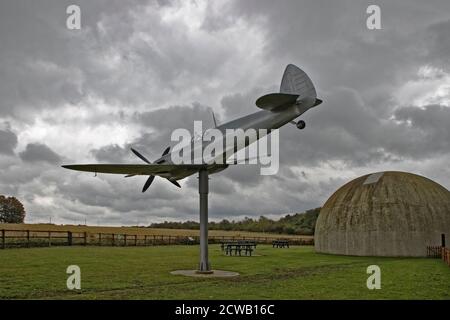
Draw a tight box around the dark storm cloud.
[222,0,450,116]
[393,105,450,152]
[212,0,450,167]
[90,144,131,163]
[272,88,450,169]
[423,19,450,69]
[56,171,199,220]
[0,0,224,120]
[221,87,275,120]
[134,103,214,132]
[0,128,18,155]
[130,103,215,158]
[19,143,62,164]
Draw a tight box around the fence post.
[2,230,5,249]
[98,233,102,246]
[84,232,87,246]
[48,231,51,247]
[153,235,156,246]
[112,233,115,246]
[68,231,72,246]
[124,234,127,246]
[135,235,137,246]
[144,235,147,246]
[27,230,30,248]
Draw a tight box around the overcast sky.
[1,0,450,225]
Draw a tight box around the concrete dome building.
[315,171,450,257]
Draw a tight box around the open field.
[0,245,449,299]
[0,223,312,240]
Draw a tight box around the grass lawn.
[0,245,449,299]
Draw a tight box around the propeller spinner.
[129,147,181,192]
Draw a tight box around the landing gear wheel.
[296,120,306,130]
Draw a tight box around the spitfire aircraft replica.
[63,64,322,274]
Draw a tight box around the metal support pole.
[197,168,212,273]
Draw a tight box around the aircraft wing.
[62,164,206,176]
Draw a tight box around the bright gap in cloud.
[16,99,142,162]
[395,65,450,107]
[160,0,209,31]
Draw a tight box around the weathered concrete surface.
[315,171,450,257]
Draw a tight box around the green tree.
[0,195,26,223]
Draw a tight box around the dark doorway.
[442,234,446,247]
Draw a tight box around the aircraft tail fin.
[255,64,321,112]
[280,64,316,99]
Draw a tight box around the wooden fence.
[442,247,450,266]
[0,229,314,249]
[426,246,450,267]
[426,245,442,258]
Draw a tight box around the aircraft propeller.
[128,147,181,192]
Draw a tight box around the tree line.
[0,193,320,236]
[149,207,321,235]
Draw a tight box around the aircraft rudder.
[280,64,317,99]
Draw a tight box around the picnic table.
[272,239,289,248]
[220,241,257,256]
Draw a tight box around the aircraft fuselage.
[155,100,318,180]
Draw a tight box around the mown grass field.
[0,223,312,240]
[0,245,449,299]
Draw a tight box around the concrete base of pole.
[171,270,239,278]
[195,269,214,275]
